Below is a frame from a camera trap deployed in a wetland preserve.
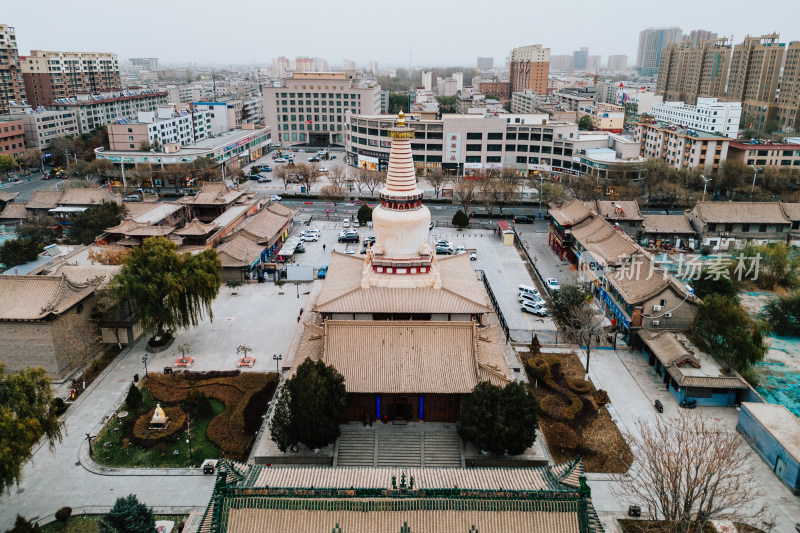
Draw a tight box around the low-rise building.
[578,103,625,133]
[633,120,731,173]
[650,98,741,137]
[780,202,800,246]
[738,402,800,494]
[108,105,214,151]
[640,214,698,249]
[687,201,791,250]
[726,140,800,169]
[547,198,594,262]
[0,116,25,160]
[590,200,643,238]
[640,330,748,407]
[477,81,510,100]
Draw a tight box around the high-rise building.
[573,49,588,71]
[636,27,682,76]
[587,55,602,70]
[607,55,628,72]
[726,33,785,126]
[342,58,355,71]
[437,77,457,96]
[549,55,573,72]
[313,58,329,72]
[776,41,800,130]
[656,39,731,105]
[0,24,24,115]
[477,57,493,70]
[294,57,314,72]
[422,71,432,91]
[651,98,741,136]
[683,30,718,48]
[452,72,463,93]
[273,57,290,78]
[509,44,550,95]
[368,60,378,76]
[21,50,121,107]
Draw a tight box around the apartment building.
[21,50,120,107]
[650,98,741,137]
[510,91,541,114]
[776,42,800,130]
[477,81,510,100]
[579,102,625,133]
[48,89,169,134]
[165,83,213,104]
[607,55,628,72]
[634,120,730,172]
[107,105,216,151]
[262,72,381,147]
[656,39,731,105]
[0,116,25,160]
[636,27,682,77]
[726,34,785,126]
[726,141,800,169]
[8,104,78,150]
[0,24,24,115]
[421,71,432,92]
[509,45,550,95]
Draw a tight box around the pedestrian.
[323,244,326,252]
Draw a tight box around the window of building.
[427,155,442,162]
[487,144,502,152]
[466,132,482,140]
[742,224,750,233]
[486,156,501,163]
[487,132,503,140]
[465,156,481,163]
[466,144,482,152]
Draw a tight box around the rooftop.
[639,121,731,140]
[0,274,99,321]
[692,201,790,225]
[741,402,800,463]
[642,214,696,234]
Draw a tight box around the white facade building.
[651,98,741,136]
[48,89,170,134]
[437,78,458,96]
[453,72,464,93]
[8,104,79,149]
[422,71,432,92]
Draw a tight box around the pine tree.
[125,383,143,410]
[99,494,155,533]
[452,209,469,229]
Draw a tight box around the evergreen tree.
[4,516,41,533]
[125,383,143,410]
[357,204,373,225]
[0,238,44,269]
[99,494,155,533]
[68,202,127,245]
[452,209,469,229]
[458,381,538,455]
[269,358,347,451]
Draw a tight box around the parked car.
[454,246,466,255]
[338,231,359,243]
[123,194,143,202]
[258,176,271,183]
[258,165,273,172]
[518,291,544,305]
[295,242,306,253]
[309,157,321,162]
[360,236,376,253]
[270,195,282,202]
[521,300,548,316]
[546,278,560,291]
[318,167,328,172]
[470,252,478,261]
[317,266,328,279]
[301,233,319,242]
[342,219,350,228]
[435,246,453,255]
[249,173,260,180]
[274,157,288,163]
[514,215,534,224]
[517,284,540,299]
[353,220,360,228]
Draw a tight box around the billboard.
[358,154,379,171]
[286,265,315,281]
[445,133,461,164]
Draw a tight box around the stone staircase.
[334,424,464,468]
[335,428,376,467]
[377,431,422,467]
[423,431,463,467]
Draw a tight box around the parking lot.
[243,149,350,195]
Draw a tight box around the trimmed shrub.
[524,358,550,382]
[55,507,72,522]
[542,421,581,450]
[539,391,582,422]
[566,377,593,394]
[52,397,67,416]
[593,389,610,406]
[130,406,187,447]
[125,383,143,410]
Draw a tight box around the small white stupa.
[149,403,170,430]
[364,111,440,289]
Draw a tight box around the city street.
[0,169,60,202]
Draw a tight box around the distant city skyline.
[3,0,800,68]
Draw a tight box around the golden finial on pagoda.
[397,111,405,126]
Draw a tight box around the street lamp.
[700,175,713,202]
[749,165,761,199]
[272,353,283,374]
[538,174,544,219]
[142,354,148,376]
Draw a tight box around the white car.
[454,246,467,255]
[342,219,351,228]
[274,158,288,163]
[546,278,561,291]
[518,292,544,304]
[521,300,548,316]
[318,167,328,172]
[301,234,319,242]
[353,220,361,228]
[270,195,282,202]
[469,252,477,261]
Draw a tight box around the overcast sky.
[5,0,800,68]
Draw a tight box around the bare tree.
[478,175,503,217]
[320,184,346,212]
[453,178,479,216]
[360,169,385,197]
[427,170,450,199]
[613,414,771,533]
[550,285,607,379]
[295,162,320,194]
[129,164,153,189]
[274,165,291,191]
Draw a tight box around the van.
[517,285,540,299]
[454,246,466,255]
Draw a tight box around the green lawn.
[91,388,224,468]
[41,514,186,533]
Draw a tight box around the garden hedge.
[542,421,581,450]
